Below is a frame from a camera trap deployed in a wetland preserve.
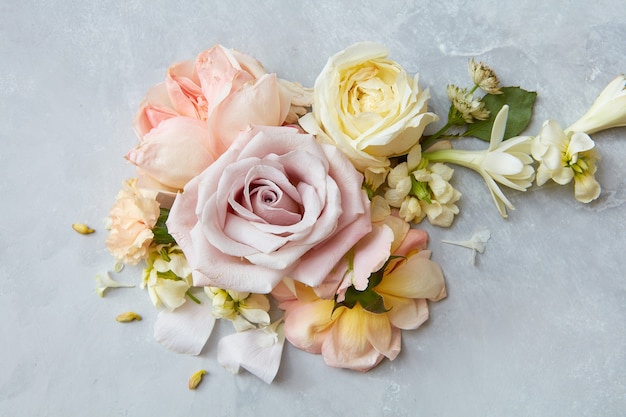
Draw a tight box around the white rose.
[300,42,438,189]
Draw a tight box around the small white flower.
[142,245,192,311]
[384,145,461,226]
[398,196,424,223]
[95,272,134,297]
[531,120,601,203]
[424,105,535,217]
[566,75,626,135]
[205,287,271,332]
[442,229,491,265]
[468,59,502,95]
[447,85,490,123]
[413,163,461,227]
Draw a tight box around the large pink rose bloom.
[166,125,372,293]
[127,45,310,193]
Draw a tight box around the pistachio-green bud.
[72,223,95,234]
[115,312,142,322]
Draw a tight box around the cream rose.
[166,125,372,294]
[299,42,438,189]
[127,45,311,193]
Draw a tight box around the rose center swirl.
[242,179,303,226]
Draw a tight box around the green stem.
[421,121,454,149]
[186,290,201,305]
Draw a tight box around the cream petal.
[483,152,523,176]
[568,132,595,155]
[151,278,189,311]
[574,172,601,203]
[488,105,509,151]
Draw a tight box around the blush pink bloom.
[273,220,446,371]
[166,125,372,294]
[127,45,311,193]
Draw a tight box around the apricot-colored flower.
[105,178,160,265]
[274,220,446,371]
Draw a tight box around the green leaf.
[464,86,537,141]
[152,208,176,245]
[334,285,390,314]
[331,256,406,315]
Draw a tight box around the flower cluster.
[97,42,626,385]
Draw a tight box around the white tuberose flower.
[424,105,535,217]
[531,120,600,203]
[95,272,134,297]
[566,75,626,135]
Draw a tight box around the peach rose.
[166,125,372,294]
[127,45,311,193]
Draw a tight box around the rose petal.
[217,325,285,384]
[126,117,215,190]
[153,297,215,355]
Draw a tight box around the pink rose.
[166,125,372,293]
[127,45,310,193]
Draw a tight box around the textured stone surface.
[1,1,625,416]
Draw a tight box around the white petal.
[488,105,509,151]
[217,324,285,384]
[153,296,215,355]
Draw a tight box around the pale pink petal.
[153,298,216,355]
[188,227,284,292]
[196,45,252,108]
[132,82,179,138]
[290,190,372,287]
[165,59,206,119]
[125,117,215,190]
[349,223,394,291]
[385,297,430,330]
[217,325,285,384]
[282,299,335,353]
[230,49,268,78]
[208,74,285,153]
[393,228,429,256]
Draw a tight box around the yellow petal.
[375,254,446,301]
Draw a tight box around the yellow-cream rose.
[300,42,438,189]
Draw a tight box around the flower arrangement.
[88,42,626,385]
